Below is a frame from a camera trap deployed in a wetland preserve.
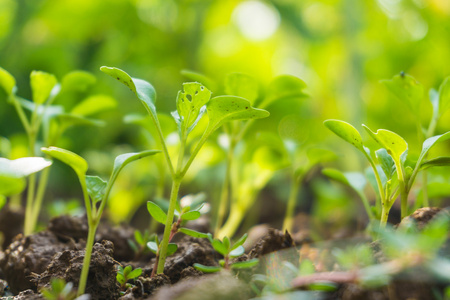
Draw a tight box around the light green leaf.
[56,114,105,128]
[178,228,210,238]
[438,76,450,117]
[112,150,160,182]
[375,148,395,178]
[362,126,408,164]
[147,241,158,254]
[71,95,116,117]
[206,96,269,133]
[41,146,88,179]
[61,70,96,93]
[0,195,5,210]
[166,243,178,256]
[231,233,248,250]
[420,157,450,170]
[86,176,107,204]
[30,71,58,105]
[0,157,52,178]
[230,259,259,269]
[324,119,365,153]
[181,210,201,221]
[193,263,221,273]
[116,273,125,285]
[147,201,167,224]
[180,70,217,92]
[128,268,142,279]
[260,75,307,108]
[0,176,25,196]
[322,168,366,193]
[100,66,157,120]
[0,67,16,95]
[416,132,450,168]
[229,245,245,258]
[224,73,259,104]
[175,82,211,132]
[381,73,423,117]
[212,239,228,256]
[223,236,230,251]
[123,265,132,277]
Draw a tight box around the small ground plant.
[41,278,88,300]
[101,66,269,275]
[116,265,142,293]
[41,146,159,296]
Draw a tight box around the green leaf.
[178,228,210,238]
[175,82,211,132]
[127,268,142,279]
[376,148,395,178]
[362,126,408,164]
[381,73,423,117]
[134,230,144,245]
[230,259,259,269]
[231,233,248,250]
[41,146,88,180]
[229,245,245,258]
[324,120,365,153]
[0,176,25,197]
[420,157,450,170]
[61,70,96,93]
[100,66,157,120]
[86,176,107,204]
[417,132,450,168]
[71,95,117,117]
[193,263,221,273]
[181,210,201,221]
[116,273,126,285]
[223,236,230,250]
[206,96,269,133]
[322,168,366,193]
[147,241,158,254]
[180,70,217,92]
[260,75,307,108]
[212,239,228,256]
[30,71,58,104]
[438,77,450,117]
[56,113,105,129]
[111,150,160,183]
[123,265,132,277]
[166,243,178,256]
[147,201,167,224]
[0,67,16,95]
[0,157,52,178]
[224,73,259,104]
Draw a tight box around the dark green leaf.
[421,157,450,170]
[166,243,178,256]
[178,228,210,238]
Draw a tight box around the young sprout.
[194,233,259,272]
[324,119,450,226]
[41,146,159,296]
[101,66,269,275]
[0,67,114,235]
[128,229,154,260]
[41,278,86,300]
[116,265,142,293]
[147,198,209,277]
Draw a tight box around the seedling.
[101,66,269,275]
[128,229,154,260]
[116,265,142,292]
[193,233,259,272]
[147,198,209,277]
[0,67,114,235]
[41,278,87,300]
[41,146,159,296]
[324,119,450,226]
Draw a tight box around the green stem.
[11,95,31,133]
[150,115,175,177]
[357,189,375,221]
[380,205,389,228]
[77,222,97,296]
[214,141,235,236]
[283,174,300,232]
[24,173,36,236]
[180,129,211,178]
[156,179,181,274]
[217,204,245,239]
[28,166,50,233]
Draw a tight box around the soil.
[0,207,448,299]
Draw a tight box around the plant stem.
[28,166,50,234]
[283,174,300,232]
[156,178,181,274]
[380,205,389,228]
[24,173,36,236]
[217,204,245,239]
[357,189,375,221]
[77,222,97,296]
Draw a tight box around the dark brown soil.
[0,204,24,249]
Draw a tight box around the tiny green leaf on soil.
[211,239,228,256]
[231,233,248,250]
[324,119,365,152]
[193,263,222,273]
[30,70,58,105]
[85,176,107,204]
[0,66,16,95]
[166,243,178,256]
[100,66,158,120]
[147,241,158,254]
[178,228,210,238]
[206,96,269,132]
[41,146,87,179]
[230,258,259,269]
[229,245,245,258]
[127,268,142,279]
[181,210,201,221]
[147,201,167,224]
[224,72,259,104]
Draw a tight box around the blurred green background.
[1,0,450,236]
